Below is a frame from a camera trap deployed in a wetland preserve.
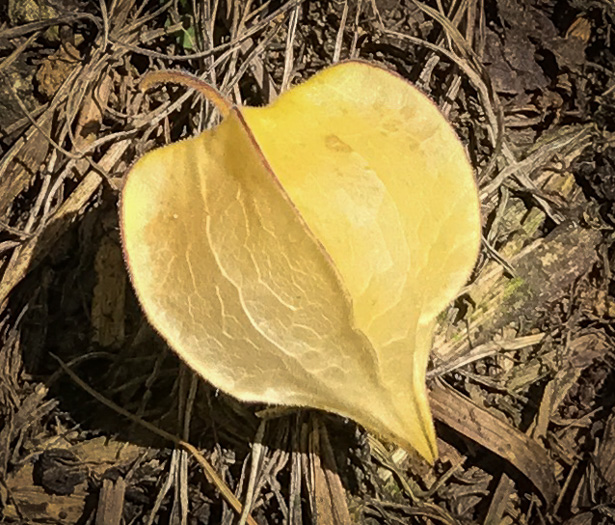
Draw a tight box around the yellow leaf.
[120,61,481,463]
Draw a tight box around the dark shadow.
[4,192,373,523]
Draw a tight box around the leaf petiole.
[140,70,232,118]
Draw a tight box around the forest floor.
[1,0,615,523]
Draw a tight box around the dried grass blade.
[430,382,558,506]
[49,354,259,525]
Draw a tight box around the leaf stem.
[140,70,232,118]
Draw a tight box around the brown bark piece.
[35,41,82,100]
[483,473,515,525]
[309,415,352,525]
[2,463,87,522]
[460,221,600,354]
[0,114,52,219]
[95,477,126,525]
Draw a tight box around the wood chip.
[95,477,126,525]
[308,415,352,525]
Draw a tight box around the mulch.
[1,0,614,523]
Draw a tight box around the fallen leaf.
[120,61,480,462]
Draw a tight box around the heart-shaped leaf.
[120,61,481,462]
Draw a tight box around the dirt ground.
[1,0,615,523]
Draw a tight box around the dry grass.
[0,0,613,523]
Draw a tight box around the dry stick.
[238,421,267,525]
[2,162,51,296]
[189,0,204,51]
[0,241,22,256]
[483,473,515,525]
[3,78,82,161]
[244,0,278,25]
[1,105,47,138]
[177,373,198,525]
[99,0,110,52]
[42,122,79,221]
[177,448,189,525]
[198,0,221,130]
[136,21,186,45]
[486,185,509,244]
[223,0,245,104]
[0,32,41,74]
[368,0,384,29]
[333,0,349,63]
[134,350,166,421]
[64,54,112,153]
[45,352,116,387]
[441,75,462,117]
[131,84,200,131]
[0,13,101,40]
[118,0,174,39]
[428,333,545,378]
[224,25,281,94]
[50,353,259,525]
[146,454,178,525]
[0,220,32,239]
[442,0,479,116]
[281,4,299,91]
[288,417,303,524]
[477,0,486,58]
[552,459,579,516]
[183,373,199,441]
[111,0,302,62]
[479,125,592,198]
[466,0,478,50]
[368,435,429,501]
[349,0,363,58]
[481,235,516,276]
[435,0,453,50]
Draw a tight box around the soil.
[1,0,615,524]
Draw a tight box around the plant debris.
[1,0,614,523]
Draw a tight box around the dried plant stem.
[50,353,258,525]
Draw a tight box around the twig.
[333,1,349,63]
[2,76,82,161]
[281,5,299,90]
[349,0,363,58]
[110,0,303,62]
[50,353,259,525]
[0,32,41,75]
[238,421,267,525]
[0,14,101,40]
[99,0,110,52]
